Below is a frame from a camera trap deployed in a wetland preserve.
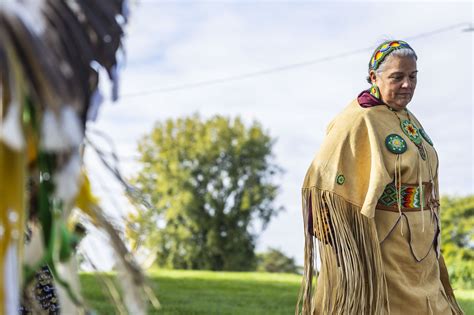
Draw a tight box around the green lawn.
[456,289,474,315]
[80,269,473,314]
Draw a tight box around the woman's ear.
[369,70,377,84]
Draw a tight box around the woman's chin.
[395,97,413,109]
[398,102,410,108]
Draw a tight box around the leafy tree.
[440,195,474,289]
[256,248,300,274]
[127,114,283,271]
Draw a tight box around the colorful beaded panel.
[20,266,60,315]
[378,182,423,209]
[369,40,413,71]
[385,134,407,154]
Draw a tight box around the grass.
[80,270,474,314]
[456,289,474,315]
[81,269,301,314]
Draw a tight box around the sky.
[82,0,473,269]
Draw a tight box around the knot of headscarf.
[369,40,414,71]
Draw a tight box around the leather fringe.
[296,187,389,315]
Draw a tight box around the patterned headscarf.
[369,40,415,71]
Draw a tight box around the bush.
[440,196,474,289]
[257,248,300,274]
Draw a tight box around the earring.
[370,84,381,99]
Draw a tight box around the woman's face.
[370,55,418,111]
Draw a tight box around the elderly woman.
[298,40,463,315]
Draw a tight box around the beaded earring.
[370,84,381,99]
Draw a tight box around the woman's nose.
[401,79,411,88]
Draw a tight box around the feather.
[0,101,25,151]
[87,88,104,122]
[4,244,20,315]
[110,64,120,102]
[1,5,65,112]
[115,257,147,315]
[122,0,130,23]
[0,0,131,312]
[41,107,83,151]
[61,106,83,147]
[88,204,161,313]
[54,153,82,202]
[24,224,45,267]
[14,0,47,35]
[55,259,83,315]
[40,109,66,151]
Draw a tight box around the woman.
[297,40,464,315]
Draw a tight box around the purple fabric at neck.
[357,90,384,108]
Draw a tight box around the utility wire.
[120,22,471,99]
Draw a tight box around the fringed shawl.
[297,99,392,314]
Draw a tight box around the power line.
[404,22,471,40]
[122,46,370,98]
[120,22,471,99]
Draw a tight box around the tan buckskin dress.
[298,100,463,315]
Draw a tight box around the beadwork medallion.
[400,120,422,145]
[385,134,407,154]
[400,119,427,160]
[336,174,345,185]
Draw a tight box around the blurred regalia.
[0,0,158,313]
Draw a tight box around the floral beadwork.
[385,134,407,154]
[400,120,422,145]
[400,119,427,160]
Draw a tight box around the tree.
[440,195,474,289]
[127,114,283,271]
[256,248,300,274]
